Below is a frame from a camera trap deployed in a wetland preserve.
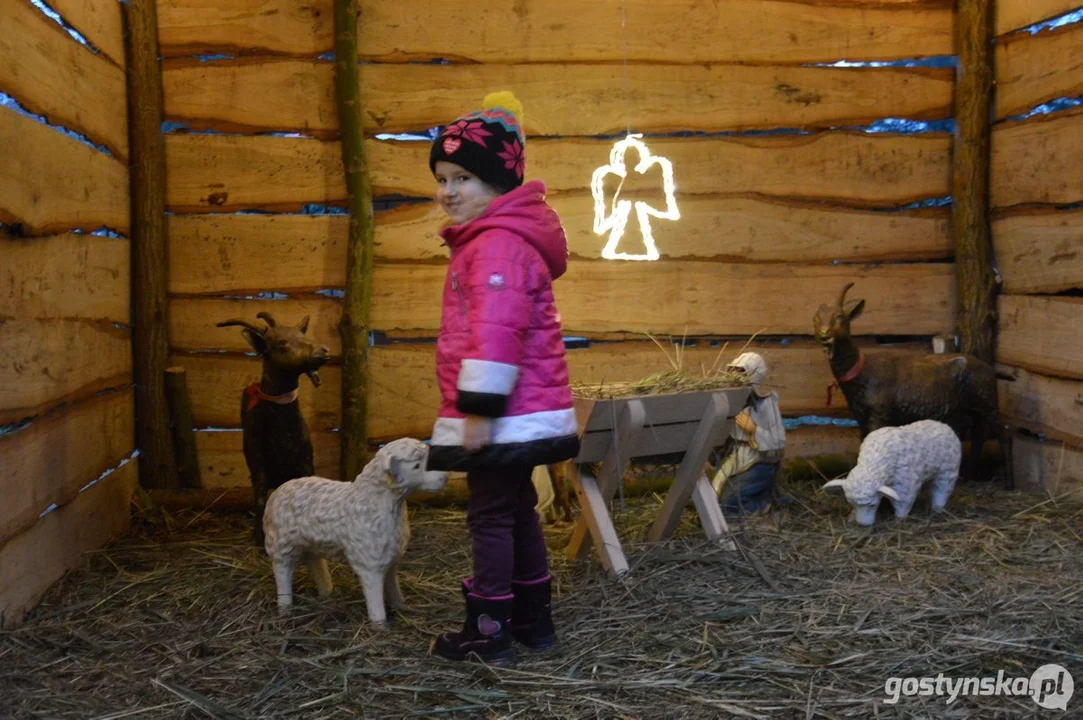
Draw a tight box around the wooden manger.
[565,386,752,577]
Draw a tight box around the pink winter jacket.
[426,180,580,471]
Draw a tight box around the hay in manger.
[571,336,752,400]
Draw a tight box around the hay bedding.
[1,474,1081,720]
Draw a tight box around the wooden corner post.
[124,0,177,489]
[334,0,376,481]
[953,0,997,364]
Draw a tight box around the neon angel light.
[591,133,680,261]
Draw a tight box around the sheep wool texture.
[263,438,448,624]
[842,420,961,513]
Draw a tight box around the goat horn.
[216,319,264,334]
[256,311,277,327]
[837,282,855,308]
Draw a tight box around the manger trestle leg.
[566,399,646,576]
[647,393,731,542]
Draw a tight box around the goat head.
[812,282,866,360]
[217,312,330,387]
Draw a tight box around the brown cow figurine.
[216,312,331,546]
[812,283,1013,488]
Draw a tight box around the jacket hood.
[439,180,569,280]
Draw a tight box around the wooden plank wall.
[157,0,959,488]
[992,1,1083,501]
[0,0,135,628]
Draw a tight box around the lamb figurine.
[822,420,961,526]
[263,438,448,626]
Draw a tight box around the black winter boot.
[510,576,558,651]
[432,591,514,664]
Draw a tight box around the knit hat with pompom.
[429,91,526,193]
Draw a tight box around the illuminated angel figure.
[591,134,680,261]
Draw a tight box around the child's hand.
[463,415,493,451]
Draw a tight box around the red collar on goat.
[825,352,866,407]
[838,351,866,383]
[245,382,299,411]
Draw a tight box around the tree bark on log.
[165,367,202,489]
[334,0,376,482]
[953,0,998,364]
[124,0,177,488]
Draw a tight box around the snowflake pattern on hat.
[497,140,525,179]
[430,92,527,191]
[442,119,493,147]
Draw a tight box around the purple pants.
[466,464,549,598]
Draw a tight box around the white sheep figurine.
[822,419,961,526]
[263,437,447,626]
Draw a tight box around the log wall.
[155,0,962,488]
[992,1,1083,501]
[0,0,135,628]
[2,0,1077,624]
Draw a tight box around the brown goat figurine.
[216,312,331,546]
[813,283,1013,487]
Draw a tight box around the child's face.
[433,161,501,225]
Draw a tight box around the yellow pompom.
[483,91,523,119]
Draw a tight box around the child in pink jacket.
[425,92,579,663]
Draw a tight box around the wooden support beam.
[334,0,376,482]
[567,469,629,578]
[953,0,998,365]
[691,474,736,551]
[164,367,202,489]
[648,393,731,542]
[567,399,646,572]
[124,0,176,488]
